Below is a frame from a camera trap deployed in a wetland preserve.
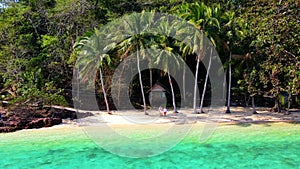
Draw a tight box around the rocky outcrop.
[51,107,77,119]
[27,118,62,129]
[0,106,87,133]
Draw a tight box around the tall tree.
[155,48,181,113]
[153,18,181,113]
[0,0,104,105]
[220,9,249,113]
[116,11,156,115]
[74,29,115,114]
[176,2,223,113]
[239,0,300,112]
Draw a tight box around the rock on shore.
[0,106,78,133]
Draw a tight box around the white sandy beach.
[66,107,300,126]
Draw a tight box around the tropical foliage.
[0,0,299,113]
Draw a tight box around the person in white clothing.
[163,107,167,116]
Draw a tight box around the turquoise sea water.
[0,123,299,169]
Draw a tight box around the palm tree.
[154,48,181,113]
[177,2,205,114]
[221,11,247,114]
[198,5,224,114]
[116,11,156,115]
[177,2,222,113]
[151,18,182,113]
[175,28,199,109]
[74,29,114,114]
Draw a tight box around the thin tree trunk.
[136,50,147,115]
[193,55,200,114]
[252,96,257,114]
[199,48,212,113]
[99,68,111,114]
[226,52,232,113]
[223,70,226,104]
[193,35,204,114]
[149,69,153,106]
[183,64,186,107]
[168,70,177,113]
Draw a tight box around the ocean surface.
[0,122,299,169]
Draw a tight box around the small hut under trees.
[147,83,169,108]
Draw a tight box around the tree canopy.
[0,0,299,110]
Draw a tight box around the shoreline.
[1,106,299,133]
[76,106,300,124]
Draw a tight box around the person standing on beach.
[163,107,167,116]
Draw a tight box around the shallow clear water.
[0,123,299,169]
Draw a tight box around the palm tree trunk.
[136,50,147,115]
[225,52,232,114]
[99,68,111,114]
[252,96,257,114]
[193,55,200,114]
[149,69,153,106]
[223,70,226,103]
[183,63,186,107]
[199,48,212,113]
[168,70,177,113]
